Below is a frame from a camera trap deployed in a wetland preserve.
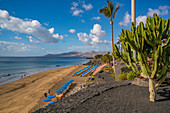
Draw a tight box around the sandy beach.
[0,65,87,113]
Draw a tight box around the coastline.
[0,65,88,113]
[0,57,89,85]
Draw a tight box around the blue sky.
[0,0,169,56]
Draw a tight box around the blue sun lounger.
[44,80,75,104]
[46,101,57,107]
[80,65,98,77]
[55,80,74,95]
[43,98,51,102]
[73,64,92,76]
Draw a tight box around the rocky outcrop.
[65,82,89,97]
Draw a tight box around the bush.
[110,72,115,80]
[101,53,112,64]
[126,71,139,80]
[94,54,102,59]
[118,72,127,81]
[103,67,114,72]
[118,71,139,81]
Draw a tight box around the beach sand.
[0,65,87,113]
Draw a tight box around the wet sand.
[0,65,87,113]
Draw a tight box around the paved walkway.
[92,63,107,76]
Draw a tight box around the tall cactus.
[113,36,140,75]
[113,13,170,102]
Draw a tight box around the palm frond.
[107,0,113,18]
[99,6,111,18]
[113,3,120,18]
[99,0,119,19]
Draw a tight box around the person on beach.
[44,93,47,98]
[48,90,50,94]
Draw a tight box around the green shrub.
[126,71,139,80]
[118,72,127,81]
[118,71,139,81]
[110,72,115,80]
[103,67,114,72]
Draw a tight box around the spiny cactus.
[113,39,140,75]
[113,13,170,102]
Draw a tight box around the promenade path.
[92,63,107,76]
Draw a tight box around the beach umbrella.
[43,98,51,102]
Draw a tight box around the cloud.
[91,16,101,20]
[26,36,40,44]
[147,8,161,16]
[81,20,85,23]
[52,33,64,39]
[147,5,170,16]
[77,24,107,45]
[48,28,54,34]
[70,2,84,16]
[77,33,90,44]
[69,29,76,33]
[159,5,170,10]
[43,23,49,26]
[0,9,59,43]
[64,34,68,37]
[14,36,22,40]
[119,5,170,27]
[136,16,147,26]
[119,11,130,26]
[71,2,78,10]
[72,9,84,16]
[90,24,105,37]
[82,3,93,11]
[0,41,45,56]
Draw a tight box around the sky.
[0,0,169,56]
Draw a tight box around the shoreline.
[0,65,88,113]
[0,62,88,85]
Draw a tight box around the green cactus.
[113,13,170,102]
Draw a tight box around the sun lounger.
[55,80,74,95]
[46,101,57,107]
[47,95,56,99]
[44,79,75,104]
[73,64,92,76]
[80,65,98,77]
[43,98,51,102]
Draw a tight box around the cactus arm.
[138,52,151,77]
[151,47,158,78]
[144,31,154,47]
[156,65,168,80]
[126,30,139,52]
[162,19,170,38]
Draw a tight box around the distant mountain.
[44,51,107,57]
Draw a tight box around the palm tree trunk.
[110,18,115,72]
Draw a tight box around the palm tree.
[99,0,120,72]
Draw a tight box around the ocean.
[0,57,89,85]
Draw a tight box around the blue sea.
[0,57,89,85]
